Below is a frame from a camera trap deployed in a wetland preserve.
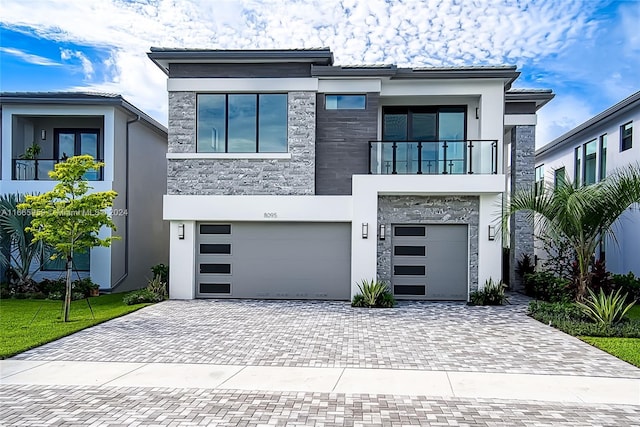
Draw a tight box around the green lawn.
[0,294,152,359]
[580,304,640,368]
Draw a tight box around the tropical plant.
[146,274,168,300]
[0,193,43,291]
[123,289,163,305]
[18,155,118,321]
[611,272,640,303]
[515,253,535,279]
[506,163,640,300]
[19,142,41,160]
[352,279,395,308]
[469,278,509,305]
[151,263,169,284]
[523,271,573,303]
[576,288,635,325]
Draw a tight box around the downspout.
[110,114,140,290]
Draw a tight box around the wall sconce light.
[488,225,496,241]
[178,224,185,240]
[379,224,386,240]
[475,108,480,120]
[362,222,369,239]
[41,129,47,140]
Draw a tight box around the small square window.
[621,122,632,152]
[325,95,366,110]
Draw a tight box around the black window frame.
[554,166,566,189]
[620,122,632,152]
[381,105,467,142]
[534,164,544,195]
[54,128,101,160]
[599,134,607,181]
[196,93,288,153]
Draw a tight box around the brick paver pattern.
[13,296,640,378]
[1,385,639,427]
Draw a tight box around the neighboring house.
[147,47,553,301]
[535,91,640,276]
[0,92,169,292]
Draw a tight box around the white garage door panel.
[197,222,351,300]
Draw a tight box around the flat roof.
[506,89,555,110]
[0,92,167,135]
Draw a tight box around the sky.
[1,0,639,147]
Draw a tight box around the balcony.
[12,159,104,181]
[368,140,499,175]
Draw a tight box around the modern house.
[0,92,169,292]
[535,90,640,276]
[147,47,553,301]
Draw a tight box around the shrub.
[611,272,640,303]
[151,263,169,284]
[123,289,162,305]
[515,253,535,279]
[576,288,635,325]
[528,300,640,338]
[589,259,613,294]
[146,274,167,300]
[352,279,395,308]
[524,271,573,303]
[469,278,509,306]
[72,277,99,298]
[36,278,66,297]
[36,277,98,300]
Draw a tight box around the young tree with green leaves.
[18,155,118,321]
[505,163,640,301]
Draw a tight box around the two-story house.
[0,92,169,292]
[535,91,640,276]
[148,48,553,301]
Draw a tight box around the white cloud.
[0,46,61,66]
[0,0,610,125]
[536,95,595,148]
[60,48,95,79]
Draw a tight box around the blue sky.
[1,0,639,146]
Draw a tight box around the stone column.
[509,125,535,291]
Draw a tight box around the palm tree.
[506,163,640,300]
[0,193,43,290]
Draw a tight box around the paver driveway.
[3,295,640,426]
[13,296,640,378]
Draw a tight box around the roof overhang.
[148,48,335,75]
[505,89,555,111]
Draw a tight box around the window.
[535,165,544,195]
[584,139,597,185]
[554,167,566,189]
[621,122,632,151]
[196,94,287,153]
[574,147,582,187]
[55,129,102,180]
[382,106,466,174]
[42,247,90,271]
[599,134,607,181]
[325,95,366,110]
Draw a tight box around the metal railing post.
[392,142,397,174]
[442,141,448,174]
[417,142,422,174]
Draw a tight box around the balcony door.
[382,106,466,174]
[54,129,101,180]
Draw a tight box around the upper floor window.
[535,164,544,195]
[621,122,632,151]
[196,94,288,153]
[574,146,582,187]
[583,139,597,186]
[325,95,366,110]
[554,167,565,189]
[599,134,607,181]
[55,129,102,180]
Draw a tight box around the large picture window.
[620,122,632,152]
[197,94,288,153]
[583,139,597,186]
[42,247,90,271]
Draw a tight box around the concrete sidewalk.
[2,359,638,406]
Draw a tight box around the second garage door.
[196,222,351,299]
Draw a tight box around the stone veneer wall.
[509,125,535,291]
[377,195,480,292]
[166,91,316,195]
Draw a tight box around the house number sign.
[264,212,278,218]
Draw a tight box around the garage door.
[391,224,468,300]
[196,222,351,299]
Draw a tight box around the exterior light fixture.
[379,223,386,240]
[178,224,185,240]
[488,225,496,241]
[475,108,480,119]
[41,129,47,140]
[362,223,369,239]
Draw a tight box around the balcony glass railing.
[368,140,499,175]
[12,159,103,181]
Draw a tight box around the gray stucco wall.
[377,195,479,292]
[509,125,535,290]
[315,92,379,195]
[167,91,316,195]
